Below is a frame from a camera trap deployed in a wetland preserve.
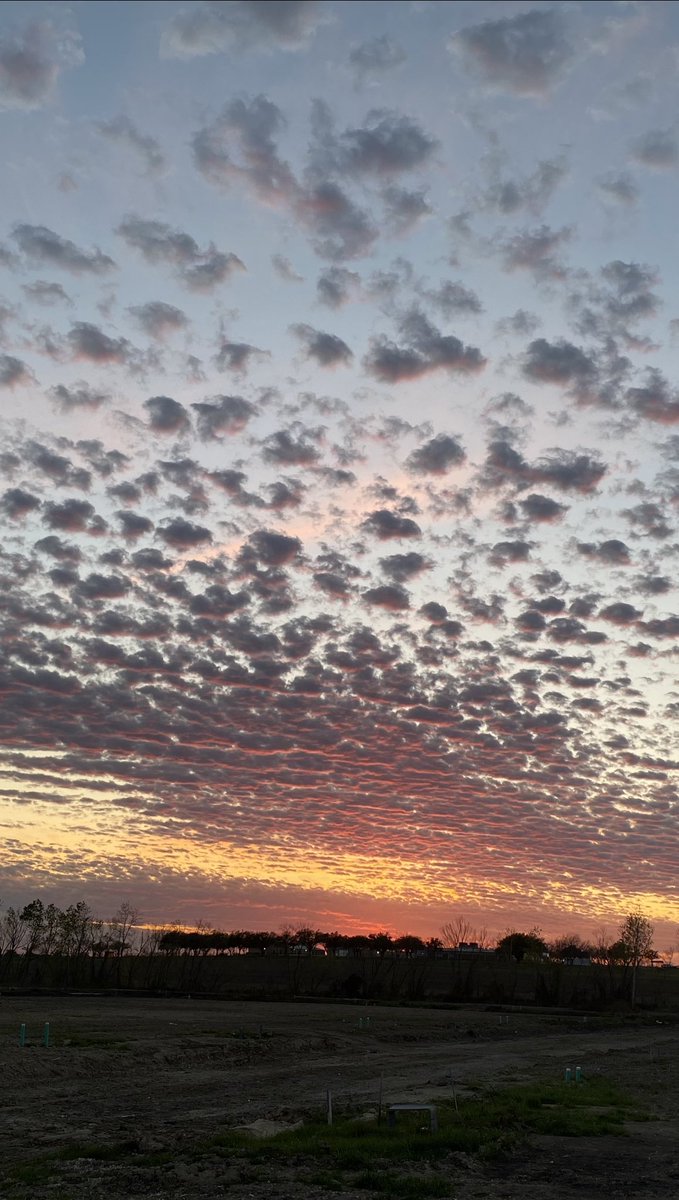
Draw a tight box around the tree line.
[0,897,662,968]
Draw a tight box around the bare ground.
[1,995,678,1198]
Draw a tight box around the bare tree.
[619,910,654,1004]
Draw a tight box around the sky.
[0,0,678,948]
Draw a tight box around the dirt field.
[2,995,678,1198]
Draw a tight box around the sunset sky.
[1,0,678,948]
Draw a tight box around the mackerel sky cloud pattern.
[0,1,678,946]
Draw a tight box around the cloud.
[1,487,41,520]
[381,185,432,235]
[162,0,324,58]
[129,301,188,339]
[299,180,378,260]
[483,155,568,216]
[501,224,572,280]
[246,529,302,566]
[0,21,83,111]
[379,552,429,582]
[12,224,115,275]
[522,338,597,388]
[144,395,192,435]
[316,266,361,308]
[518,493,568,522]
[361,509,421,540]
[482,438,607,494]
[598,602,642,624]
[597,172,639,207]
[406,433,466,475]
[271,254,303,282]
[192,96,380,260]
[117,216,244,290]
[576,539,631,565]
[191,394,257,439]
[291,323,353,367]
[49,382,110,411]
[158,518,213,548]
[42,498,99,533]
[424,280,482,318]
[98,115,165,173]
[364,309,485,383]
[261,427,322,466]
[450,9,574,97]
[349,34,406,83]
[192,93,297,203]
[312,105,438,179]
[214,339,267,374]
[22,281,72,306]
[0,354,33,388]
[626,369,679,424]
[66,322,135,366]
[629,128,679,169]
[363,583,410,610]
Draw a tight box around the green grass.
[208,1076,648,1197]
[3,1079,648,1200]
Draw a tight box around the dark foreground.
[1,996,678,1198]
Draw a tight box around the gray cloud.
[144,395,192,435]
[129,301,188,339]
[626,368,679,424]
[597,172,639,207]
[483,155,568,216]
[98,115,165,173]
[66,323,135,366]
[1,487,41,520]
[363,583,410,610]
[261,428,322,466]
[382,185,432,235]
[379,552,429,582]
[191,394,256,439]
[22,280,72,306]
[630,128,679,170]
[424,280,482,318]
[501,224,572,280]
[350,32,405,83]
[362,509,421,540]
[518,494,568,523]
[576,539,631,565]
[312,103,438,179]
[159,518,212,548]
[13,224,115,275]
[117,216,244,290]
[0,21,82,111]
[364,309,485,382]
[450,9,574,97]
[49,382,110,411]
[406,433,465,475]
[291,323,353,367]
[483,438,607,494]
[162,0,324,58]
[316,266,361,308]
[0,354,33,388]
[522,338,597,388]
[214,339,267,374]
[271,254,303,282]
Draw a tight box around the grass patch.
[7,1140,140,1189]
[209,1076,647,1196]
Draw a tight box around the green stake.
[19,1023,26,1047]
[43,1022,50,1048]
